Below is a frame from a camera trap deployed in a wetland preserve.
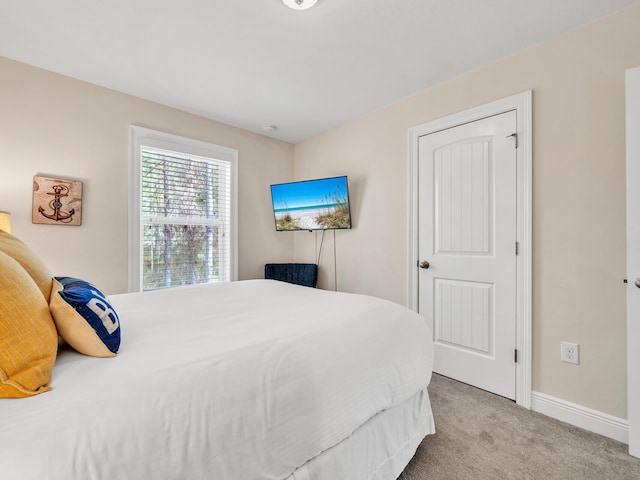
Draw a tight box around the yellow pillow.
[0,230,53,301]
[0,251,58,398]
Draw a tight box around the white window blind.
[129,126,237,292]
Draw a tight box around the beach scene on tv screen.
[272,177,351,231]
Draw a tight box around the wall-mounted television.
[270,176,352,231]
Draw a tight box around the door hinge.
[507,132,519,149]
[515,241,519,255]
[514,349,518,363]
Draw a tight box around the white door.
[626,66,640,458]
[418,111,517,399]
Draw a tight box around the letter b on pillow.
[87,295,119,334]
[50,277,121,357]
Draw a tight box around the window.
[129,127,237,292]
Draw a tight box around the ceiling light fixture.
[282,0,318,11]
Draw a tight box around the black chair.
[265,263,318,288]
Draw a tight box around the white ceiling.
[1,0,639,143]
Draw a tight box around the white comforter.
[0,280,433,479]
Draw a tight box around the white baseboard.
[531,391,628,444]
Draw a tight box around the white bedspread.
[0,280,433,479]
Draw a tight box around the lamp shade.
[0,211,11,234]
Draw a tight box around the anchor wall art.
[32,175,83,226]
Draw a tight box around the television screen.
[270,176,352,231]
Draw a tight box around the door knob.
[635,278,640,289]
[420,260,430,269]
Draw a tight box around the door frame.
[407,91,533,408]
[626,67,640,458]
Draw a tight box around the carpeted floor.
[398,374,640,480]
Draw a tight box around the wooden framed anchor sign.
[32,175,83,226]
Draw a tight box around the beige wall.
[293,5,640,418]
[0,57,294,295]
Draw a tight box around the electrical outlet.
[561,342,579,365]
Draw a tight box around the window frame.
[129,126,238,292]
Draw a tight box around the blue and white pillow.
[49,277,121,357]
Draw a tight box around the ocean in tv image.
[271,176,352,231]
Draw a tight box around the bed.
[0,278,434,479]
